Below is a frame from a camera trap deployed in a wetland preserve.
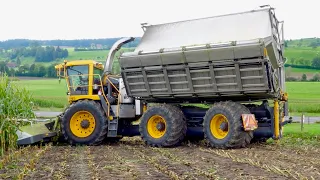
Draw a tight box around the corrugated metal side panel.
[122,59,273,99]
[135,9,271,52]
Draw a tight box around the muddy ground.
[0,138,319,180]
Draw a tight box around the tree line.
[286,56,320,69]
[0,62,56,78]
[286,73,320,82]
[0,46,68,63]
[0,37,141,50]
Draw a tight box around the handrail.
[104,75,122,117]
[105,75,121,93]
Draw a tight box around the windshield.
[67,65,89,94]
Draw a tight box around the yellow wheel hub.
[210,114,229,139]
[70,111,96,138]
[147,115,166,138]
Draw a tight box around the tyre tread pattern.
[61,100,108,146]
[139,104,187,147]
[203,101,253,149]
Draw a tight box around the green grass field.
[279,123,320,147]
[15,79,68,109]
[67,49,109,61]
[285,47,320,63]
[283,123,320,135]
[286,82,320,114]
[288,67,319,73]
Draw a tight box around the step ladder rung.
[107,118,118,137]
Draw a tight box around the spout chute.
[103,37,135,75]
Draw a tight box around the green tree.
[46,64,56,77]
[309,41,318,49]
[29,63,36,72]
[312,57,320,68]
[9,68,15,76]
[301,74,307,81]
[311,73,320,82]
[29,41,40,47]
[16,57,21,65]
[18,65,28,74]
[302,59,311,66]
[0,61,9,74]
[38,65,46,77]
[297,57,305,65]
[35,47,45,62]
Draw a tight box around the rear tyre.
[61,100,108,145]
[139,104,187,147]
[203,101,253,149]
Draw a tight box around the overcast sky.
[0,0,317,41]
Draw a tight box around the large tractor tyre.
[139,104,187,147]
[203,101,253,149]
[61,100,108,146]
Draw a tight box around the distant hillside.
[0,38,141,50]
[283,38,320,81]
[285,38,320,48]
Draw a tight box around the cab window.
[67,65,89,95]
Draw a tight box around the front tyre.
[203,101,253,149]
[61,100,108,145]
[139,104,187,147]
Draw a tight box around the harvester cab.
[50,37,146,145]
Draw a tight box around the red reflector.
[241,114,258,131]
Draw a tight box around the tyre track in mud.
[68,146,93,180]
[122,139,290,180]
[0,146,37,179]
[123,144,199,180]
[85,142,172,180]
[5,138,319,180]
[87,144,140,180]
[115,143,172,180]
[26,146,70,180]
[216,144,320,180]
[258,144,320,163]
[123,138,217,180]
[165,145,288,180]
[25,145,94,180]
[201,146,319,180]
[0,145,51,180]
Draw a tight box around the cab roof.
[55,60,104,69]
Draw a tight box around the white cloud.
[0,0,318,40]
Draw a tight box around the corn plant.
[0,73,35,156]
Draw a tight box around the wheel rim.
[70,111,96,138]
[147,115,166,138]
[210,114,229,139]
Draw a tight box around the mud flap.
[241,114,258,131]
